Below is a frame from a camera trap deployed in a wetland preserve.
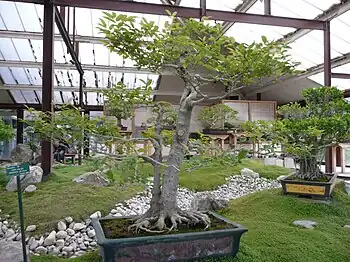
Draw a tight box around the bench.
[63,153,77,164]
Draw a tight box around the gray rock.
[5,228,15,238]
[87,229,96,238]
[26,225,36,232]
[0,240,31,262]
[10,144,32,163]
[66,228,75,236]
[292,220,318,229]
[57,220,67,231]
[73,223,86,231]
[38,236,44,246]
[29,239,39,251]
[24,185,37,193]
[90,241,97,247]
[6,166,43,192]
[65,217,73,224]
[44,231,56,246]
[15,233,22,241]
[344,181,350,195]
[79,243,87,250]
[277,175,288,181]
[35,245,47,254]
[191,193,228,211]
[90,211,101,219]
[56,239,65,247]
[62,246,74,253]
[69,222,76,229]
[73,171,109,187]
[56,230,68,239]
[343,224,350,229]
[240,168,259,178]
[75,250,86,256]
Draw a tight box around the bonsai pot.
[92,211,247,262]
[202,129,229,135]
[280,173,337,199]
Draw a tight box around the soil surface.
[102,214,235,239]
[286,175,331,182]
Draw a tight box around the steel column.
[324,21,333,174]
[41,0,55,178]
[200,0,206,18]
[16,109,24,144]
[264,0,271,15]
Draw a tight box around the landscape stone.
[24,185,37,193]
[191,192,228,211]
[73,171,110,187]
[56,239,65,247]
[65,217,74,224]
[240,168,259,178]
[73,223,86,231]
[29,239,39,251]
[292,220,318,229]
[57,220,67,231]
[56,231,68,239]
[66,228,75,236]
[6,166,43,192]
[44,231,56,246]
[343,224,350,229]
[277,175,288,181]
[35,246,48,254]
[0,240,31,262]
[26,225,37,232]
[87,229,96,238]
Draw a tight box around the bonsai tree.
[198,103,238,130]
[103,81,153,129]
[0,117,14,141]
[98,13,298,232]
[244,86,350,180]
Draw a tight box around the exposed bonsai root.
[128,209,211,234]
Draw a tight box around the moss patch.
[0,164,142,234]
[101,214,233,239]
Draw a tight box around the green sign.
[6,163,30,177]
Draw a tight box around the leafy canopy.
[244,86,350,160]
[198,103,238,129]
[0,117,14,141]
[98,13,298,88]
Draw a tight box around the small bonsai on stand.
[198,103,238,135]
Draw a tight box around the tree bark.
[161,102,193,211]
[298,157,321,180]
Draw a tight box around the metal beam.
[246,51,350,96]
[331,73,350,79]
[54,6,83,75]
[0,84,219,96]
[7,0,324,29]
[0,30,104,44]
[278,1,350,44]
[42,0,54,178]
[264,0,271,15]
[0,103,104,111]
[221,0,258,34]
[0,60,158,74]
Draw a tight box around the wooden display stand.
[331,143,350,174]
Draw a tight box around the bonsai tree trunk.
[297,156,322,180]
[130,94,210,233]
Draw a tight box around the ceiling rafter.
[278,0,350,44]
[247,51,350,96]
[220,0,258,34]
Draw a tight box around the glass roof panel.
[12,39,35,61]
[35,90,42,103]
[0,67,16,84]
[302,0,340,11]
[308,70,350,90]
[16,2,42,32]
[25,68,42,85]
[179,0,198,8]
[0,1,24,31]
[10,90,26,103]
[10,67,30,84]
[21,90,39,103]
[207,0,243,11]
[0,38,20,60]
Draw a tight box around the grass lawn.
[0,164,143,233]
[32,184,350,262]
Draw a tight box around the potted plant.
[244,87,350,199]
[103,82,153,131]
[94,11,298,261]
[198,103,238,135]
